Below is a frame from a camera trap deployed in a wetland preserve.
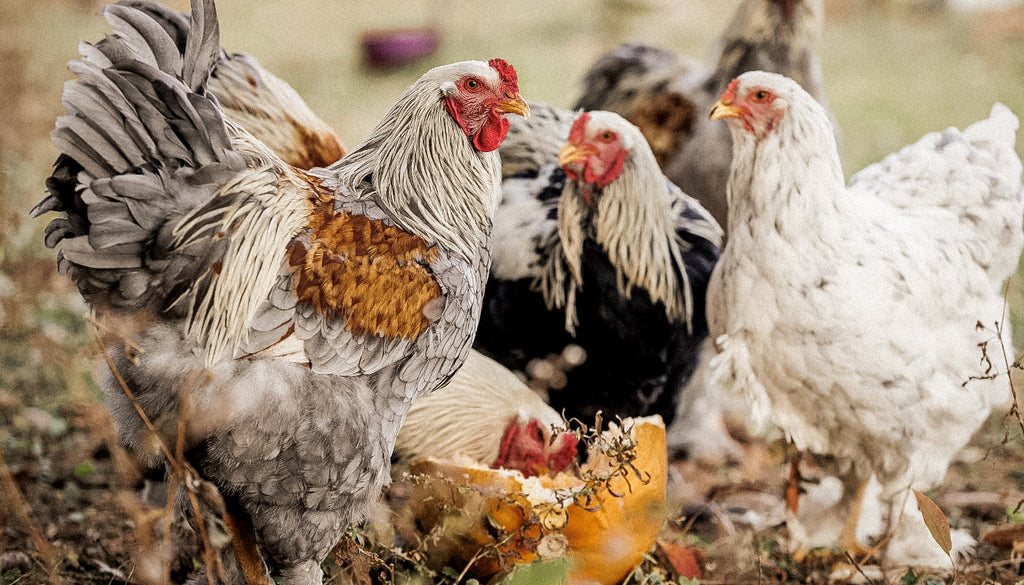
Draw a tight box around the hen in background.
[475,102,722,430]
[394,350,578,478]
[114,0,347,169]
[708,70,1023,567]
[575,0,830,232]
[31,0,529,582]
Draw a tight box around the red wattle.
[547,432,579,472]
[492,418,519,470]
[584,149,627,188]
[444,96,471,137]
[473,110,509,152]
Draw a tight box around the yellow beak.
[557,142,597,167]
[709,100,743,121]
[497,94,531,118]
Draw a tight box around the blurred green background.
[1,0,1023,409]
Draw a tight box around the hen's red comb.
[488,58,518,86]
[568,112,590,145]
[721,78,741,105]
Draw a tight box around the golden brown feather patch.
[289,118,346,170]
[288,204,442,340]
[625,92,697,166]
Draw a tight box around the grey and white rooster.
[31,0,529,583]
[708,70,1023,567]
[475,102,722,429]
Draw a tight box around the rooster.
[395,350,578,477]
[31,1,529,583]
[475,103,722,429]
[708,70,1023,567]
[575,0,830,233]
[121,0,573,487]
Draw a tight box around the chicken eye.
[598,130,617,142]
[465,78,480,90]
[753,90,771,102]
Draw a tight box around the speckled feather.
[32,0,502,582]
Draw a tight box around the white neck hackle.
[538,113,692,335]
[723,71,844,236]
[328,61,503,263]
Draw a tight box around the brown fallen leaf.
[982,523,1024,550]
[913,489,952,556]
[655,539,702,579]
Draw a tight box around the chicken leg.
[838,476,883,562]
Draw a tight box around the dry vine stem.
[995,283,1024,438]
[93,322,237,585]
[0,446,65,585]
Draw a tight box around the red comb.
[488,58,518,86]
[721,78,741,104]
[568,112,590,144]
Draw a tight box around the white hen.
[708,70,1023,567]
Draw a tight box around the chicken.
[575,0,830,233]
[114,0,347,169]
[475,103,722,428]
[707,70,1023,567]
[394,350,578,477]
[30,0,529,583]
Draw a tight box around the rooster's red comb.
[568,112,590,145]
[488,58,518,86]
[721,78,741,105]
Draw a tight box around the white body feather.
[710,71,1023,564]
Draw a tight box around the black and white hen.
[475,102,722,428]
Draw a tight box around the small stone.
[0,551,32,572]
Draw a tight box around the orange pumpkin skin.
[404,416,667,584]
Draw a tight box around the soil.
[2,391,1023,585]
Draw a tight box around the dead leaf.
[913,489,951,556]
[981,523,1024,550]
[656,539,702,579]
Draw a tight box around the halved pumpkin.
[399,416,667,584]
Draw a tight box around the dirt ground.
[3,388,1024,584]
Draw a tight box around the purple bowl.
[362,28,440,68]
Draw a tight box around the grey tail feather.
[114,0,191,52]
[34,0,246,314]
[182,0,220,94]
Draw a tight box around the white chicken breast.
[708,70,1023,567]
